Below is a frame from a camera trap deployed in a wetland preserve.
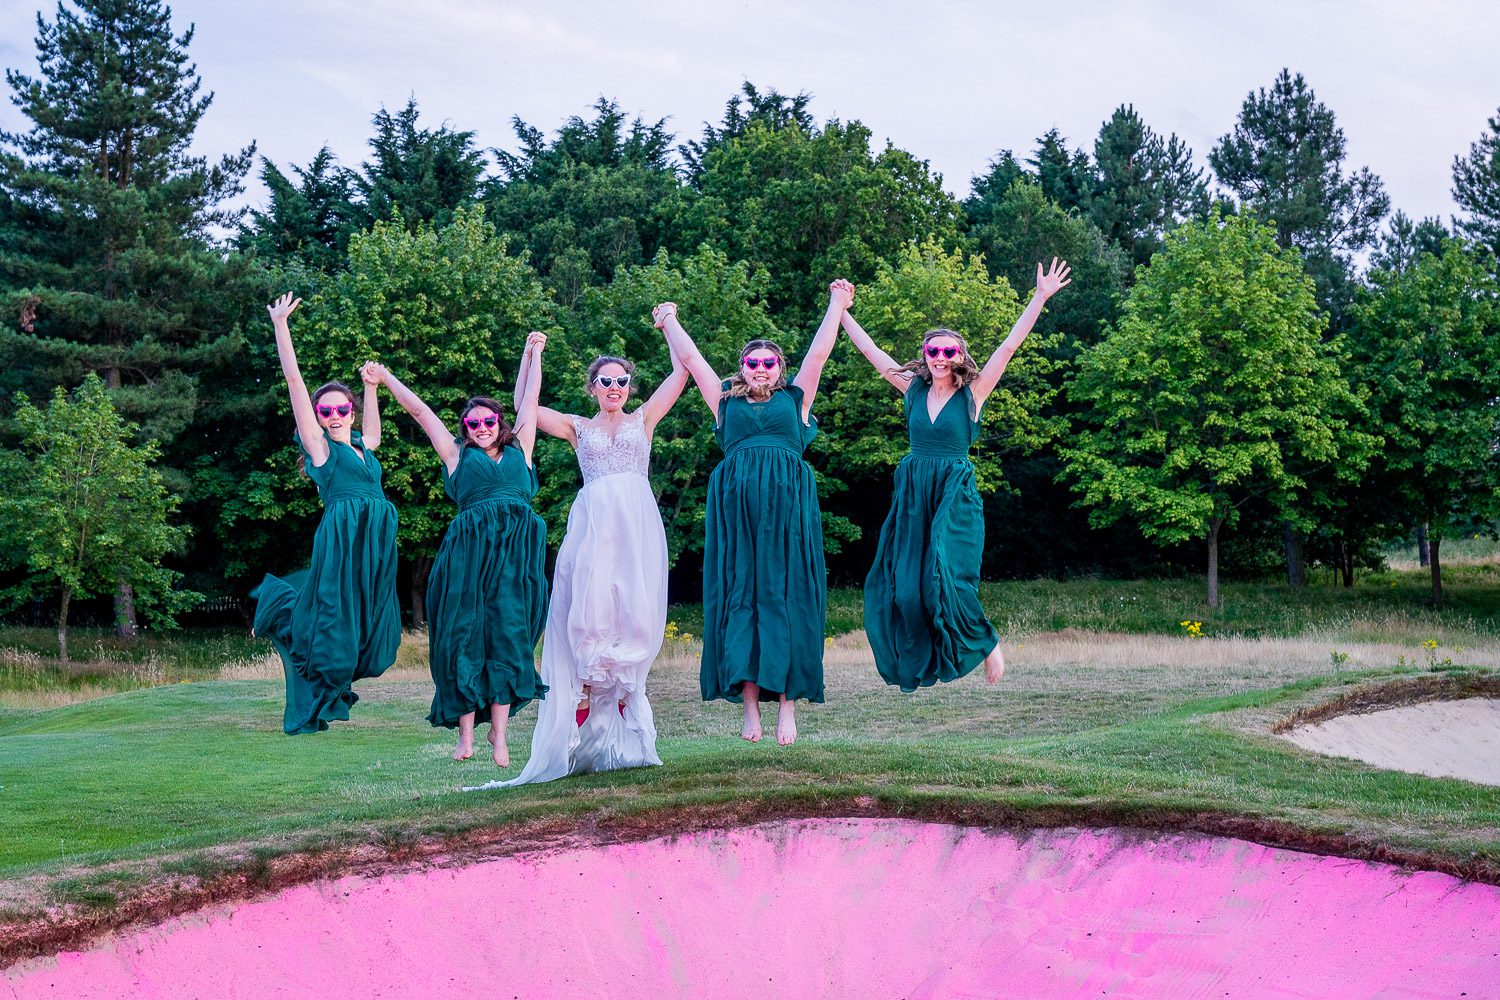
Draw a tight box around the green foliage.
[0,0,255,445]
[965,178,1128,351]
[822,239,1062,490]
[0,375,195,658]
[1350,242,1500,592]
[1064,214,1364,598]
[1209,69,1388,319]
[1451,106,1500,261]
[244,207,558,591]
[1089,104,1210,267]
[236,148,357,272]
[560,246,784,560]
[350,98,488,232]
[485,99,691,306]
[687,118,963,323]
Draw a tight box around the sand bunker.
[1281,696,1500,785]
[6,818,1498,998]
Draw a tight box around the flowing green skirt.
[864,455,997,691]
[701,448,826,703]
[253,496,401,734]
[425,498,549,727]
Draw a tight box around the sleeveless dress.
[864,378,998,690]
[700,381,826,704]
[470,410,665,791]
[425,443,549,729]
[252,430,401,734]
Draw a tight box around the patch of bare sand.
[1281,698,1500,785]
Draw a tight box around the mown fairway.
[3,571,1499,933]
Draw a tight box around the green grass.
[3,566,1499,934]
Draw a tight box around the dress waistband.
[722,440,802,458]
[457,491,532,512]
[904,447,974,462]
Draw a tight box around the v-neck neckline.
[925,382,961,425]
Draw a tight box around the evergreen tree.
[0,0,254,634]
[1029,128,1093,214]
[1451,106,1500,261]
[680,81,814,180]
[1209,69,1388,319]
[1369,211,1449,273]
[485,98,689,306]
[1091,105,1209,267]
[236,147,356,272]
[349,98,487,232]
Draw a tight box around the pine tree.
[1451,107,1500,261]
[0,0,254,635]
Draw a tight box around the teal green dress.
[253,430,401,734]
[864,378,998,691]
[425,443,549,728]
[701,381,826,704]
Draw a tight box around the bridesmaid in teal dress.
[367,332,549,768]
[654,281,851,745]
[841,260,1071,690]
[253,293,401,735]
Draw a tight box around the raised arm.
[654,303,723,418]
[790,279,853,421]
[360,363,382,450]
[638,340,691,435]
[971,258,1071,408]
[267,293,329,467]
[510,350,576,444]
[364,362,462,475]
[839,307,910,393]
[513,332,546,465]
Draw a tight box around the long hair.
[454,395,517,453]
[901,329,980,386]
[726,339,789,399]
[587,355,639,400]
[298,381,360,475]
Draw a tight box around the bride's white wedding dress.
[468,409,665,790]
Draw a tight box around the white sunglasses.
[593,374,631,389]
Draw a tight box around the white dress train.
[467,411,666,790]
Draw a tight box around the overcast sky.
[1,0,1497,227]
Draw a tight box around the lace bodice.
[572,411,652,483]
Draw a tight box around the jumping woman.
[841,259,1070,690]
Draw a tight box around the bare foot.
[452,736,473,761]
[492,739,509,768]
[741,701,762,743]
[985,644,1006,684]
[776,700,797,746]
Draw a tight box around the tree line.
[2,0,1499,649]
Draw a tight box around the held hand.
[829,278,855,311]
[267,292,301,325]
[525,331,548,356]
[651,302,677,330]
[1035,258,1072,299]
[360,361,388,385]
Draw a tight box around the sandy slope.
[1281,697,1500,785]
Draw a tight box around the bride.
[468,341,689,790]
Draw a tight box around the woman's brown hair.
[726,339,789,399]
[902,329,980,386]
[454,395,517,453]
[298,382,360,475]
[587,356,639,399]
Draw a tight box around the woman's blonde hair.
[726,339,788,398]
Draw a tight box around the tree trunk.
[1416,523,1430,568]
[1207,517,1224,608]
[57,587,71,664]
[1338,538,1355,588]
[114,580,138,640]
[1430,536,1443,608]
[1282,522,1306,588]
[409,554,432,629]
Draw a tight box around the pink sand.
[6,819,1499,998]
